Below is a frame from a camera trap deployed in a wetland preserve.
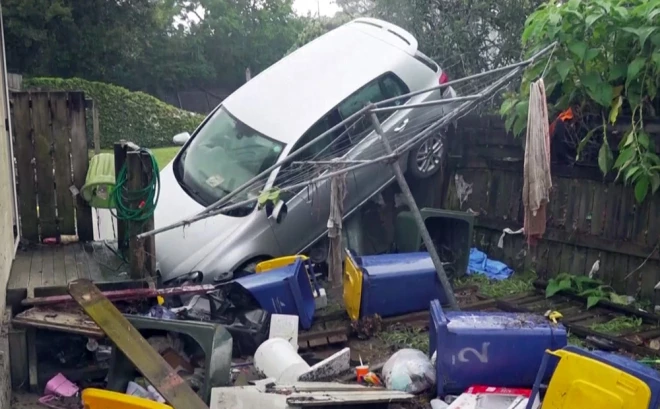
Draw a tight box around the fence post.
[126,148,156,279]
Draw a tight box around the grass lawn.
[91,146,181,170]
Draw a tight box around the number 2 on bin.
[454,342,490,364]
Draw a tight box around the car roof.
[222,19,420,145]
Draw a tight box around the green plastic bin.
[81,153,116,209]
[394,208,475,278]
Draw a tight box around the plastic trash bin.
[395,208,474,277]
[343,249,448,321]
[106,316,233,405]
[82,389,172,409]
[235,258,315,329]
[429,299,567,396]
[528,346,658,409]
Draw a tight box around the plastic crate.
[235,258,315,329]
[429,299,567,396]
[343,250,447,321]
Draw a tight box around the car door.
[268,109,351,254]
[340,73,412,213]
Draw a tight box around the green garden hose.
[111,148,160,252]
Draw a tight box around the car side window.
[273,109,346,198]
[337,73,410,144]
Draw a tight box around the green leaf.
[585,48,600,62]
[609,96,622,124]
[653,52,660,67]
[512,116,527,137]
[585,12,602,27]
[576,128,597,160]
[500,99,517,116]
[598,142,613,174]
[568,41,587,60]
[515,100,529,116]
[546,278,573,298]
[582,74,613,107]
[505,113,516,132]
[623,131,635,147]
[555,60,574,82]
[625,166,641,183]
[614,147,634,169]
[622,26,657,48]
[635,176,650,203]
[609,63,627,81]
[627,57,647,87]
[638,132,650,149]
[652,33,660,46]
[586,295,601,309]
[651,173,660,194]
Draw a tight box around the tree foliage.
[501,0,660,203]
[336,0,544,78]
[4,0,302,95]
[25,77,204,149]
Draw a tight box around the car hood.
[154,163,244,281]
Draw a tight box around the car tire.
[234,258,268,278]
[407,133,445,179]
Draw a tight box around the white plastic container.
[254,338,310,382]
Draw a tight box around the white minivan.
[155,18,457,285]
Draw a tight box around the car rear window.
[415,55,439,73]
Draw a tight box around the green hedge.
[24,77,205,149]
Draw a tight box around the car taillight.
[439,72,449,85]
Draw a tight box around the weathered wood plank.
[74,244,91,280]
[27,248,43,292]
[12,93,39,241]
[69,92,93,241]
[32,92,58,238]
[63,245,78,283]
[8,251,32,290]
[52,247,67,287]
[50,93,75,235]
[40,247,55,287]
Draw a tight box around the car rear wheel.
[408,134,445,179]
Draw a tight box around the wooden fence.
[441,115,660,302]
[11,91,93,243]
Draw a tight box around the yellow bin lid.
[343,250,363,322]
[544,349,651,408]
[82,388,173,409]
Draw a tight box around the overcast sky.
[293,0,340,16]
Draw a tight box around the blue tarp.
[468,248,513,280]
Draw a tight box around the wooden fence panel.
[12,93,38,241]
[51,94,75,235]
[31,93,58,238]
[10,91,93,243]
[69,92,93,241]
[442,114,660,301]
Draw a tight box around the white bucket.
[254,338,310,383]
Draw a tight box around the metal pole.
[369,110,459,310]
[370,94,482,114]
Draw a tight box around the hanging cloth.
[523,79,552,246]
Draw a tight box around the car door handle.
[394,118,409,132]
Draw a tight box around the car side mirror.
[173,132,191,146]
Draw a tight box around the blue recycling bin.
[429,299,567,396]
[235,258,315,329]
[348,251,448,320]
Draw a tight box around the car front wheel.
[408,134,445,179]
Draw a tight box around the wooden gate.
[11,91,93,243]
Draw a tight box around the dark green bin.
[394,208,475,278]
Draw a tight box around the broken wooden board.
[23,283,216,307]
[68,279,208,409]
[13,307,104,337]
[286,390,414,406]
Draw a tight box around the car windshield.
[175,106,285,208]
